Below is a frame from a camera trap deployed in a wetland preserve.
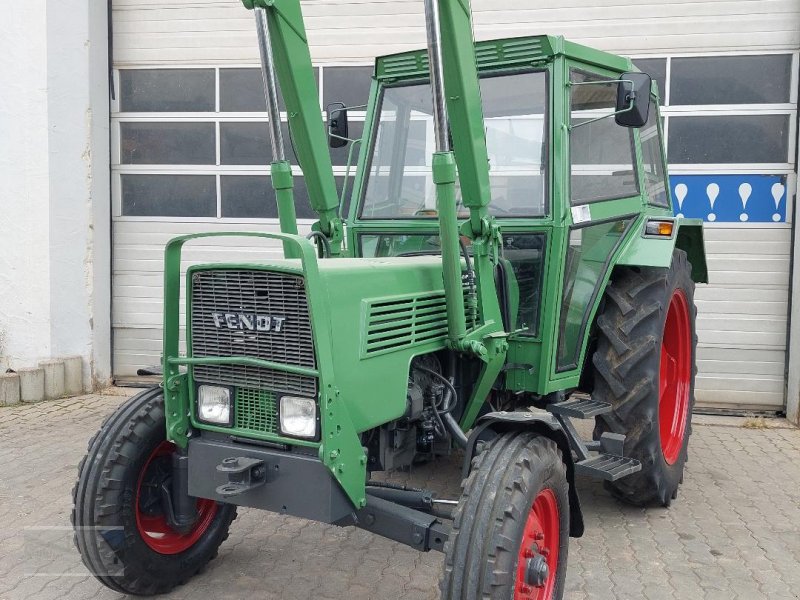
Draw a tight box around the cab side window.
[569,70,639,204]
[639,100,670,207]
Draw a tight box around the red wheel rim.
[659,289,692,465]
[515,488,560,600]
[135,441,218,554]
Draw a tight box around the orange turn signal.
[645,220,674,237]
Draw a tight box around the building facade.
[1,0,799,421]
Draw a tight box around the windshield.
[359,71,548,219]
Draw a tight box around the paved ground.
[1,389,799,600]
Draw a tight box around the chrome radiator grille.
[190,269,317,397]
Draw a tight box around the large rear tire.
[441,432,569,600]
[72,387,237,595]
[592,249,697,506]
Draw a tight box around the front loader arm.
[243,0,343,252]
[437,0,493,236]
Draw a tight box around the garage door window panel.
[120,122,216,165]
[670,55,793,106]
[220,122,299,165]
[668,115,790,164]
[323,66,373,111]
[119,69,216,113]
[632,59,667,105]
[219,67,320,112]
[221,175,317,219]
[121,174,216,217]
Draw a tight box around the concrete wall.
[0,0,111,388]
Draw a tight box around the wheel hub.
[135,441,218,555]
[515,488,559,600]
[524,554,549,587]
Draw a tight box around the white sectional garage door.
[694,225,793,410]
[111,0,800,412]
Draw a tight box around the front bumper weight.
[188,435,354,523]
[215,456,268,497]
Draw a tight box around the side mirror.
[615,72,652,128]
[327,102,349,148]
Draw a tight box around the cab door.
[547,63,645,387]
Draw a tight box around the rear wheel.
[592,249,697,506]
[72,387,237,595]
[441,432,569,600]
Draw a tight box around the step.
[546,396,612,419]
[575,454,642,482]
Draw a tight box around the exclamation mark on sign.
[771,182,785,222]
[674,183,687,218]
[738,183,752,222]
[706,183,719,222]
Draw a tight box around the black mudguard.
[462,411,585,537]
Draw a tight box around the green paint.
[432,152,467,343]
[617,218,708,283]
[270,160,299,258]
[158,1,710,511]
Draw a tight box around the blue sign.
[669,175,787,223]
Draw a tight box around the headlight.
[280,396,317,438]
[197,385,232,425]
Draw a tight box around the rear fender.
[617,218,708,283]
[462,411,584,537]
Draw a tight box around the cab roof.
[374,35,634,81]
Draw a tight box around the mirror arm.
[329,132,359,144]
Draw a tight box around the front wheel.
[71,387,237,595]
[441,432,569,600]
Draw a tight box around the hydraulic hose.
[416,356,468,448]
[306,231,331,258]
[440,354,468,448]
[443,412,468,448]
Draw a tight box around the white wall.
[0,3,53,368]
[111,0,800,65]
[0,0,111,388]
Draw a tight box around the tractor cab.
[337,36,674,393]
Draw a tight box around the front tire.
[441,433,569,600]
[72,387,237,595]
[592,249,697,506]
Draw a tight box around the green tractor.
[73,0,707,597]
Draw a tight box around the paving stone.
[0,390,798,599]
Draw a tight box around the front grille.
[235,387,278,435]
[190,269,317,397]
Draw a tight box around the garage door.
[110,0,799,412]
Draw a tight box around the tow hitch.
[215,456,269,497]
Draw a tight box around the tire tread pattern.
[592,250,697,507]
[441,433,569,600]
[71,387,237,595]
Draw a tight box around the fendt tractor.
[73,0,708,598]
